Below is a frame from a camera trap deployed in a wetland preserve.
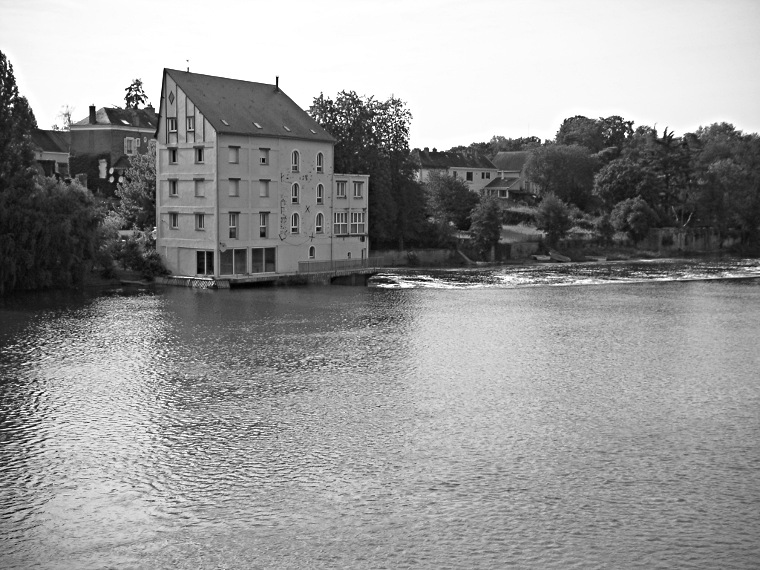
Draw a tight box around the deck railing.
[298,257,385,274]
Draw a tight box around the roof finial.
[186,59,190,72]
[275,76,279,92]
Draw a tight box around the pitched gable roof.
[31,129,70,153]
[412,148,495,170]
[491,151,529,172]
[73,107,157,128]
[164,69,335,143]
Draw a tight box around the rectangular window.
[135,138,141,148]
[353,181,363,198]
[229,212,239,239]
[350,212,365,234]
[124,137,135,155]
[453,171,457,179]
[186,116,195,131]
[259,148,269,165]
[259,179,269,197]
[336,181,347,198]
[195,146,204,163]
[169,212,179,229]
[169,179,178,196]
[196,250,214,275]
[251,247,276,273]
[220,248,247,275]
[259,212,268,238]
[499,189,508,198]
[195,213,205,231]
[466,171,473,181]
[486,172,491,179]
[228,178,239,197]
[229,146,239,164]
[334,212,348,235]
[194,179,204,197]
[168,117,177,132]
[169,147,178,164]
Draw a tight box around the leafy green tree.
[0,51,104,295]
[0,50,37,193]
[556,115,633,155]
[525,144,598,210]
[593,213,615,245]
[593,157,663,210]
[424,170,480,231]
[535,193,572,248]
[116,140,156,229]
[469,196,502,258]
[610,197,659,244]
[556,115,605,152]
[310,91,425,249]
[1,177,101,294]
[124,78,149,109]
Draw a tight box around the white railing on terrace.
[298,257,385,274]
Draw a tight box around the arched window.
[316,152,324,173]
[291,150,300,172]
[291,183,299,204]
[316,183,324,204]
[315,212,324,233]
[291,212,300,234]
[308,246,316,259]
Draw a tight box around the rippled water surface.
[2,259,760,569]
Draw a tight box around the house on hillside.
[488,151,536,202]
[69,105,157,190]
[154,68,369,279]
[31,129,70,179]
[411,147,497,193]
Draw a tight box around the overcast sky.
[2,0,759,150]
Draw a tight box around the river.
[1,258,759,569]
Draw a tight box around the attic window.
[310,129,317,134]
[121,119,130,125]
[253,122,263,129]
[283,125,291,132]
[221,119,229,126]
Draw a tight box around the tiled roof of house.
[164,69,335,142]
[491,151,529,172]
[484,177,522,190]
[412,148,495,170]
[73,107,158,128]
[31,129,70,153]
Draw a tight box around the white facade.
[155,70,369,278]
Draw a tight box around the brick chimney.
[89,105,96,124]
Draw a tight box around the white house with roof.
[155,69,369,279]
[411,147,498,193]
[486,151,536,201]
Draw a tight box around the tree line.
[310,96,760,253]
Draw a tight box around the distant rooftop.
[412,148,495,170]
[491,151,529,172]
[73,106,158,129]
[31,129,70,153]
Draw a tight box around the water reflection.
[2,263,760,569]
